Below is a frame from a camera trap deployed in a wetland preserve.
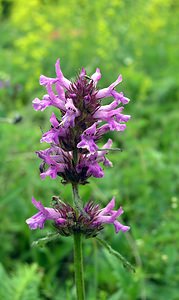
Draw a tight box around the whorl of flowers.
[26,59,130,236]
[26,196,130,238]
[33,59,131,184]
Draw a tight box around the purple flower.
[32,96,51,111]
[76,139,113,179]
[93,104,130,131]
[39,75,58,86]
[40,165,63,180]
[95,75,122,100]
[33,58,131,184]
[91,68,101,85]
[26,197,65,229]
[36,146,70,180]
[77,123,98,153]
[27,59,131,239]
[61,98,80,128]
[85,154,104,178]
[55,58,71,89]
[76,154,104,179]
[40,112,67,144]
[32,84,65,111]
[95,197,130,233]
[26,196,129,237]
[97,139,113,167]
[111,91,130,105]
[36,139,112,182]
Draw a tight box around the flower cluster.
[33,59,131,184]
[26,59,130,237]
[26,197,130,238]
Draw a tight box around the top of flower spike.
[33,59,131,183]
[35,59,130,112]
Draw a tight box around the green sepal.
[96,236,135,273]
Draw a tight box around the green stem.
[72,184,83,213]
[72,183,85,300]
[92,239,98,298]
[73,232,85,300]
[72,149,83,213]
[72,184,89,219]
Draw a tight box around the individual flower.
[36,146,72,180]
[61,98,80,128]
[77,123,98,153]
[26,196,130,237]
[40,112,67,144]
[91,68,101,85]
[55,58,71,89]
[33,84,66,112]
[32,95,51,111]
[93,104,131,131]
[96,139,113,167]
[26,197,65,230]
[94,197,130,233]
[76,138,113,179]
[95,75,130,105]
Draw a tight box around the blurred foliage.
[0,263,42,300]
[0,0,179,299]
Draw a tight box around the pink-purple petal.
[96,74,122,99]
[40,75,58,86]
[91,68,101,85]
[26,197,61,230]
[55,58,71,89]
[94,197,130,234]
[113,221,130,233]
[32,97,51,111]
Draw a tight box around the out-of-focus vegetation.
[0,0,179,299]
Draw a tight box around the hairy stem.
[72,149,86,299]
[72,183,83,213]
[73,232,85,300]
[72,184,85,300]
[72,149,84,214]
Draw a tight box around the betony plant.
[26,59,133,299]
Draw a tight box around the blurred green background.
[0,0,179,299]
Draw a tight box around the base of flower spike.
[26,197,129,238]
[53,199,104,238]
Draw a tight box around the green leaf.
[96,237,135,273]
[32,232,60,248]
